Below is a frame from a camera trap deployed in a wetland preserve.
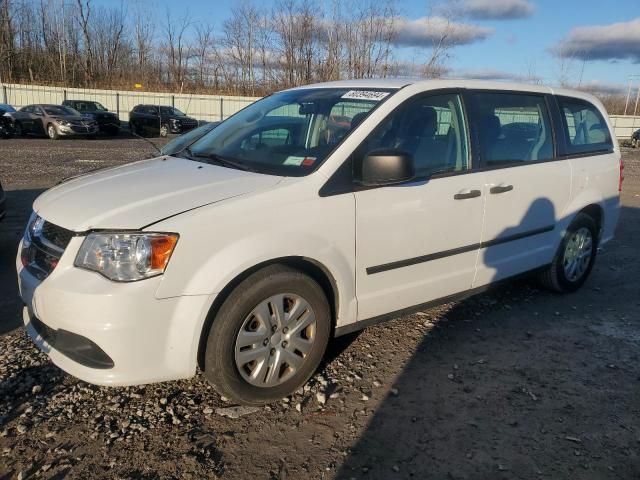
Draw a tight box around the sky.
[98,0,640,93]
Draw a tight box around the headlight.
[170,118,181,125]
[54,118,70,126]
[75,232,178,282]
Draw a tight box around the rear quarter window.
[557,96,613,156]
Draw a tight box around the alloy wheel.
[234,293,317,388]
[563,227,593,282]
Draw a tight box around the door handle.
[454,189,481,200]
[490,184,514,194]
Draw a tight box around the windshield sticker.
[283,156,306,166]
[283,156,316,167]
[341,90,389,101]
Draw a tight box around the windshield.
[44,106,80,116]
[161,122,218,156]
[74,102,107,112]
[160,106,185,116]
[189,88,393,176]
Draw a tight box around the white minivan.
[17,79,622,404]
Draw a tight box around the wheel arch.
[576,203,604,239]
[196,256,339,370]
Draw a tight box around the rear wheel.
[204,265,331,405]
[47,123,59,140]
[538,213,598,293]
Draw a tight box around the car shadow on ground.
[336,204,640,480]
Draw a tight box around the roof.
[288,78,603,106]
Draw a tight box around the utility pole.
[623,74,640,115]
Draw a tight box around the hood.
[33,156,283,231]
[52,115,92,123]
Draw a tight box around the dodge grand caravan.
[17,80,622,404]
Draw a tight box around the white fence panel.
[609,115,640,140]
[1,83,260,123]
[2,83,639,139]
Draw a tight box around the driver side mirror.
[355,148,415,187]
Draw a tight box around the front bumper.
[58,124,99,137]
[170,123,198,134]
[0,192,5,221]
[17,236,213,386]
[97,119,121,131]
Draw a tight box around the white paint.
[16,78,621,388]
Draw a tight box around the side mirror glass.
[355,148,415,187]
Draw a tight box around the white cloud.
[577,80,628,96]
[553,17,640,63]
[393,16,493,48]
[458,0,535,20]
[451,68,542,83]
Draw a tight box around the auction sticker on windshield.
[341,90,390,101]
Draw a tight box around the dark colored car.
[160,121,219,156]
[0,179,6,221]
[10,104,98,139]
[0,106,14,138]
[632,128,640,148]
[62,100,120,135]
[129,105,198,138]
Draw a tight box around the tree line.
[0,0,628,114]
[0,0,428,95]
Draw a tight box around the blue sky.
[99,0,640,92]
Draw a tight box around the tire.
[108,126,119,136]
[159,124,168,138]
[47,123,59,140]
[204,264,331,405]
[538,213,598,293]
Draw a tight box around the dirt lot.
[0,137,639,480]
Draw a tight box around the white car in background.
[17,79,621,404]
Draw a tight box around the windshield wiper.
[183,147,255,172]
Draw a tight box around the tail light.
[619,158,624,192]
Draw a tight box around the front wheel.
[47,123,59,140]
[159,124,168,137]
[204,265,331,405]
[538,213,598,293]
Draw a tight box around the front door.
[355,92,485,320]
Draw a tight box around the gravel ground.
[0,137,639,480]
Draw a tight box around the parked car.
[17,80,621,405]
[129,105,198,138]
[0,105,14,138]
[631,128,640,148]
[10,104,98,139]
[0,179,5,221]
[0,103,16,113]
[62,100,120,136]
[160,121,220,156]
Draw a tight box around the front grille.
[23,219,75,280]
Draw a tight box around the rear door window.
[557,97,613,155]
[471,92,554,167]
